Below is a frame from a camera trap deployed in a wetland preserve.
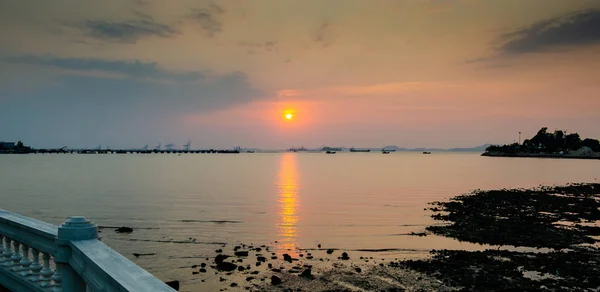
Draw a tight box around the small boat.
[423,151,431,154]
[382,151,390,154]
[326,151,336,154]
[246,150,255,153]
[350,148,370,152]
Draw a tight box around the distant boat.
[246,150,255,153]
[326,151,336,154]
[423,151,431,154]
[382,151,390,154]
[288,146,307,152]
[321,146,342,152]
[350,148,370,152]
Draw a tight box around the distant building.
[0,142,15,149]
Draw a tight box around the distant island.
[483,127,600,159]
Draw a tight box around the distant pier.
[1,148,241,154]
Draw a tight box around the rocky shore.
[162,183,595,291]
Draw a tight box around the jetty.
[0,210,176,291]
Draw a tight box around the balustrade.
[0,209,176,292]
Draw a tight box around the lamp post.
[518,132,521,145]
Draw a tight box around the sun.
[285,113,293,120]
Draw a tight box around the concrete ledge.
[69,240,175,292]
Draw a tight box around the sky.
[1,0,600,149]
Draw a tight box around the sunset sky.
[1,0,599,149]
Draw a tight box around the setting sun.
[285,113,293,120]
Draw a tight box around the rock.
[257,256,267,262]
[201,263,206,267]
[217,262,238,272]
[271,275,282,285]
[199,268,207,273]
[115,227,133,233]
[237,259,243,262]
[255,248,262,252]
[299,254,304,257]
[230,283,238,287]
[192,271,199,275]
[268,263,273,268]
[238,266,245,272]
[192,265,198,268]
[300,269,312,278]
[165,280,179,291]
[355,267,362,273]
[250,271,259,275]
[215,249,223,253]
[341,252,350,260]
[234,246,241,251]
[283,254,292,262]
[306,256,313,259]
[246,276,255,281]
[133,253,155,257]
[215,254,230,264]
[235,251,249,257]
[219,277,226,282]
[271,256,278,260]
[326,249,334,254]
[272,268,281,273]
[318,244,321,248]
[255,261,261,266]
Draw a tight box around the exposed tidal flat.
[1,153,600,291]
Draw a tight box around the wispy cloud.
[498,9,600,54]
[189,4,224,37]
[65,11,176,44]
[2,55,201,82]
[311,23,334,48]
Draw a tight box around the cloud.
[311,23,334,48]
[0,56,265,148]
[239,41,277,55]
[498,9,600,54]
[66,13,176,43]
[2,55,202,82]
[189,4,224,37]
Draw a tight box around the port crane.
[154,143,161,151]
[165,143,175,151]
[183,140,191,151]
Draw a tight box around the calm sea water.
[1,152,599,290]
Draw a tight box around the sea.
[1,152,599,290]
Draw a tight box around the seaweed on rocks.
[426,183,600,249]
[399,246,600,291]
[396,183,600,291]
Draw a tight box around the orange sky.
[1,0,599,149]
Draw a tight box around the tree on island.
[486,127,599,154]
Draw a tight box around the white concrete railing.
[0,209,176,292]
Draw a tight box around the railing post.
[2,237,13,266]
[56,216,98,292]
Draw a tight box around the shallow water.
[1,152,599,290]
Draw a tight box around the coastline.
[482,151,600,160]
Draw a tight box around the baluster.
[0,234,5,263]
[40,252,55,287]
[10,240,22,267]
[2,237,13,266]
[29,249,43,281]
[51,258,62,292]
[16,244,32,274]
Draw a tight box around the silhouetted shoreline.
[482,151,600,160]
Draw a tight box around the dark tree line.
[486,127,600,154]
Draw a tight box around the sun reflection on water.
[276,153,299,256]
